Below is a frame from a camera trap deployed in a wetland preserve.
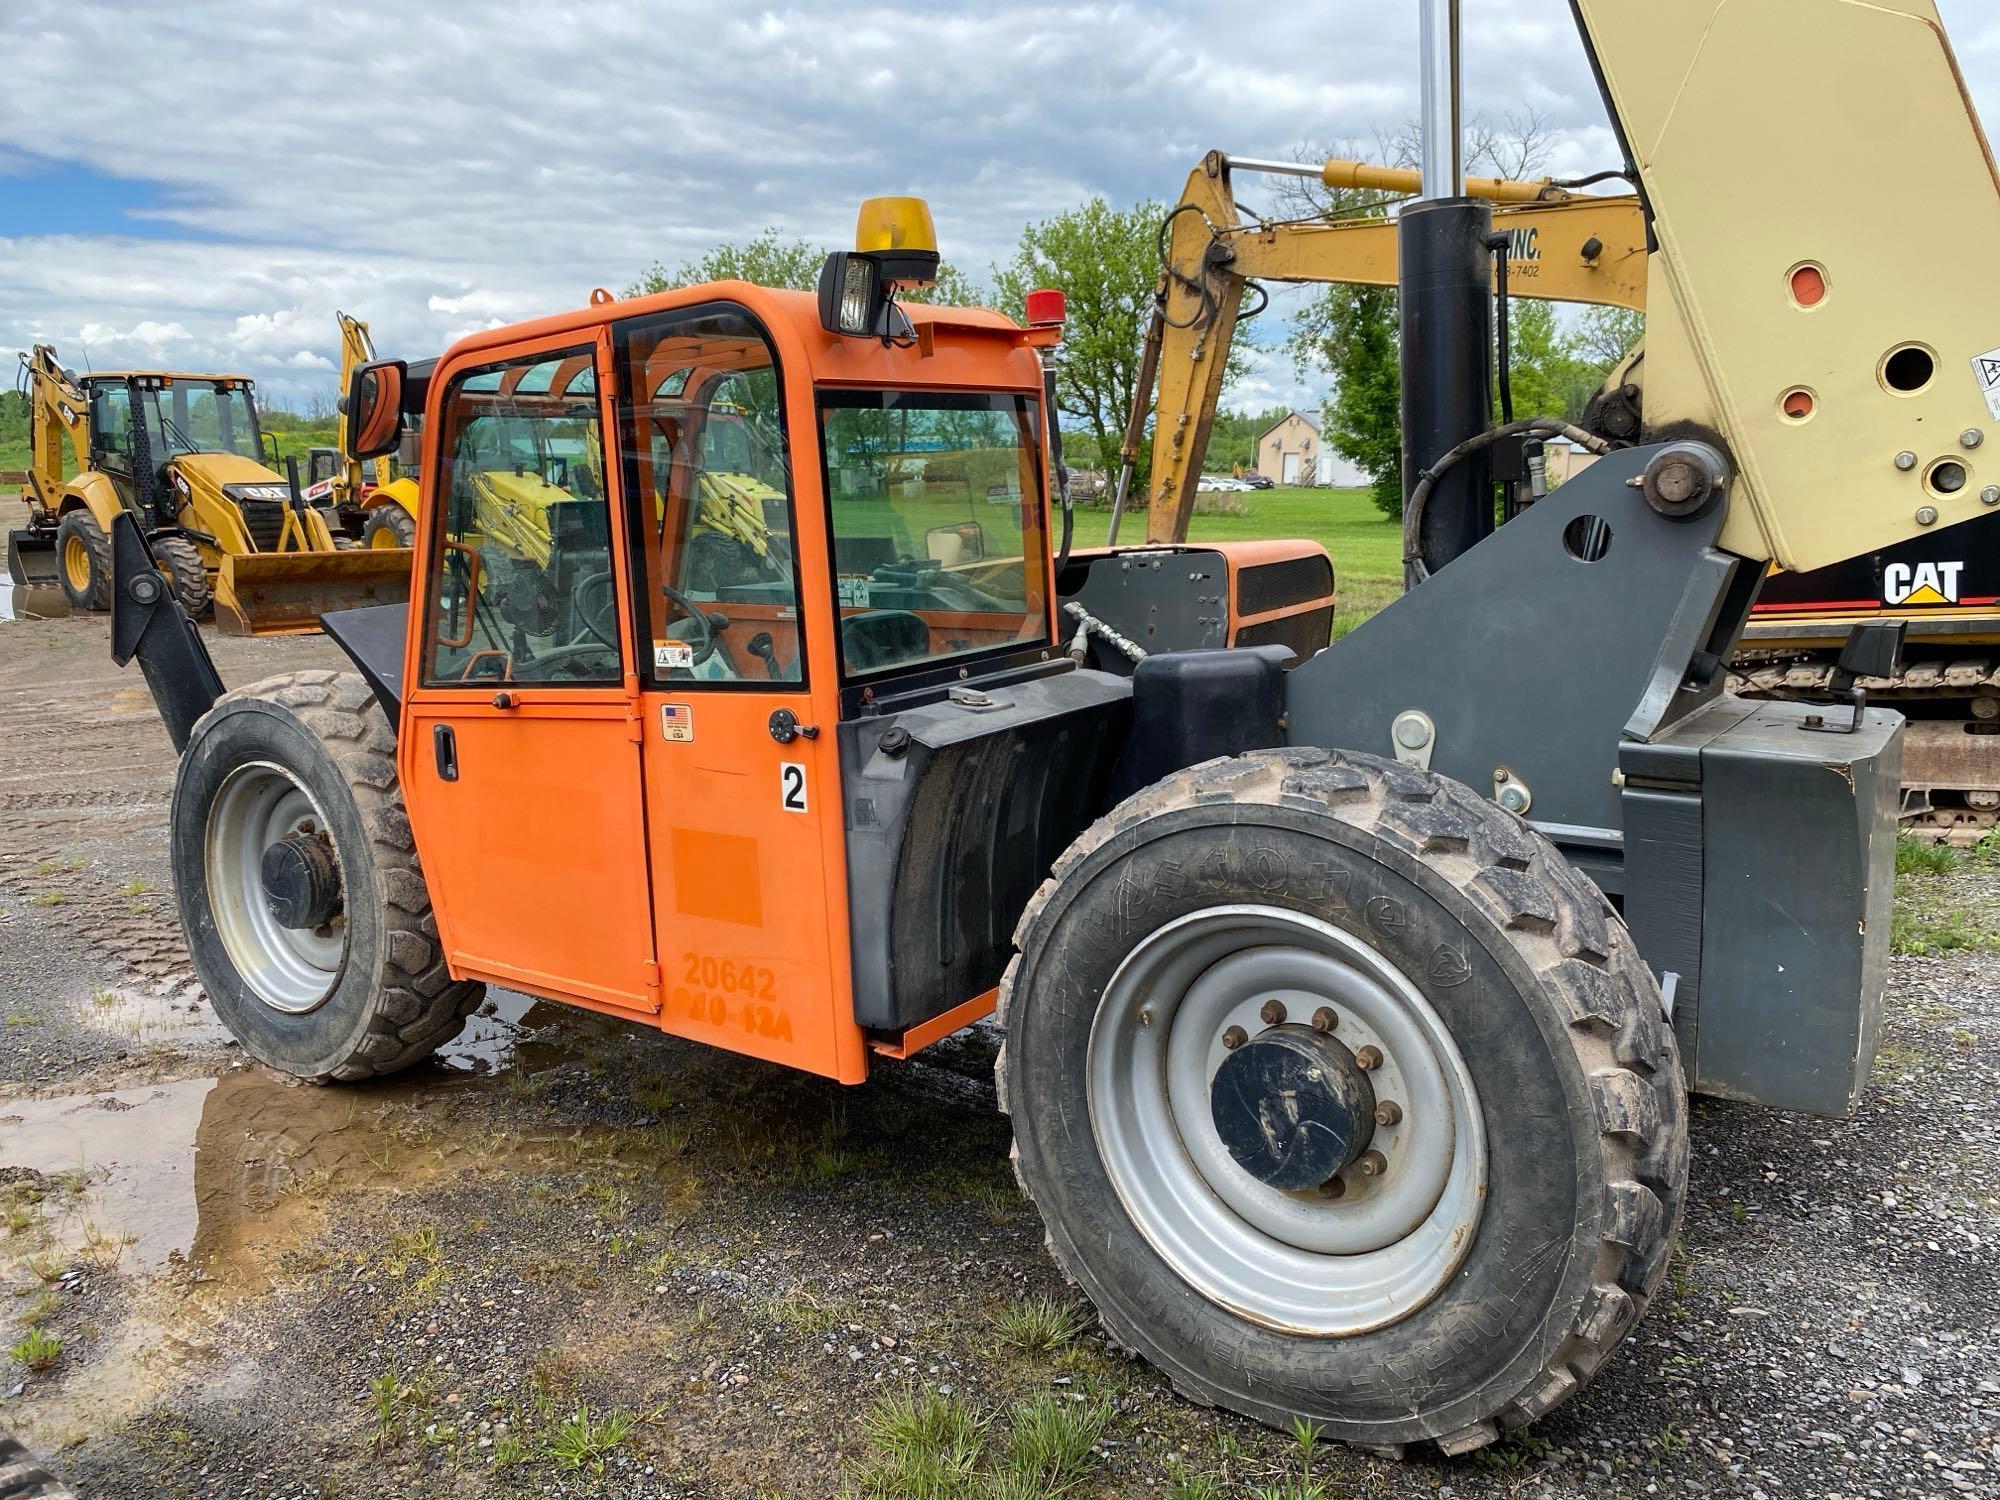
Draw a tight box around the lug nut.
[1356,1149,1388,1177]
[1310,1006,1338,1033]
[1354,1044,1383,1070]
[1317,1175,1346,1200]
[1259,999,1287,1026]
[1374,1100,1403,1126]
[1222,1025,1248,1050]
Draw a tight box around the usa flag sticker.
[659,703,694,743]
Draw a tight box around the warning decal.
[1973,346,2000,420]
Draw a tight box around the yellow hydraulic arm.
[1121,153,1647,544]
[332,312,390,508]
[14,346,92,520]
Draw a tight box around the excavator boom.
[1122,156,1647,543]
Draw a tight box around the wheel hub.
[259,832,343,930]
[1086,904,1486,1336]
[1209,1025,1375,1189]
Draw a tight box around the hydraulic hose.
[1402,417,1610,585]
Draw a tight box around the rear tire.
[54,511,110,612]
[363,502,416,550]
[151,532,213,619]
[997,747,1687,1454]
[171,670,481,1081]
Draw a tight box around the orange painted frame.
[390,283,1063,1078]
[397,322,660,1015]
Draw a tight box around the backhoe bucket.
[4,528,69,617]
[214,548,412,637]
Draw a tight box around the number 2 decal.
[780,762,807,813]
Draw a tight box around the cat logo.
[1883,560,1964,606]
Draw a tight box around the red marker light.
[1024,288,1066,328]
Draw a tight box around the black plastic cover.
[840,668,1131,1032]
[322,603,409,726]
[1109,646,1291,803]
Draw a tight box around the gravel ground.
[0,609,1994,1498]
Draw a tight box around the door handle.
[433,723,459,782]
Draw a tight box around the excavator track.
[1730,650,2000,845]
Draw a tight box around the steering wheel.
[572,569,619,651]
[522,642,621,679]
[660,584,720,666]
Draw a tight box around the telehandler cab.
[112,0,1991,1453]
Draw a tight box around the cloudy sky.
[3,0,1997,416]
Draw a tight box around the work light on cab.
[817,196,941,338]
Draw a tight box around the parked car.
[1196,474,1252,492]
[1241,472,1275,489]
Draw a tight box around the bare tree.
[304,390,337,422]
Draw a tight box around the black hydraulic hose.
[1488,234,1514,426]
[1403,417,1610,585]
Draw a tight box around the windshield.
[819,389,1049,678]
[140,381,263,460]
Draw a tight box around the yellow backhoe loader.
[1122,151,2000,833]
[296,312,423,549]
[5,345,409,634]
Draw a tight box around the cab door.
[610,303,857,1078]
[399,334,660,1017]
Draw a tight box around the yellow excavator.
[1122,152,2000,834]
[5,345,409,633]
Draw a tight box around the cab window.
[90,386,134,461]
[421,345,620,687]
[613,306,804,687]
[819,390,1049,678]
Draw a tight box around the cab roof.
[80,370,253,386]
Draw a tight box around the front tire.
[998,748,1686,1454]
[363,502,416,550]
[54,511,110,612]
[171,670,481,1081]
[151,532,213,619]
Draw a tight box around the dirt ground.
[0,603,1993,1499]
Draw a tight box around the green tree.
[1310,285,1404,517]
[989,198,1176,473]
[1575,305,1644,368]
[625,226,981,304]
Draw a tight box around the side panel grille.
[1235,606,1332,663]
[1236,554,1333,617]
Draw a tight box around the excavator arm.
[1125,155,1647,543]
[15,345,92,519]
[332,312,387,508]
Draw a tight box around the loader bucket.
[214,547,412,637]
[4,528,69,617]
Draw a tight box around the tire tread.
[193,669,481,1080]
[997,746,1688,1454]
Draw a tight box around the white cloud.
[0,0,1995,414]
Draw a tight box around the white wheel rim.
[204,761,345,1013]
[1086,904,1486,1336]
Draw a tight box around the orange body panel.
[386,283,1214,1081]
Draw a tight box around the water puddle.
[0,990,568,1449]
[72,986,228,1052]
[0,583,68,621]
[3,991,552,1281]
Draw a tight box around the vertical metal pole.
[1418,0,1463,200]
[1401,0,1493,585]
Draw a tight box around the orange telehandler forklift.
[108,0,1987,1455]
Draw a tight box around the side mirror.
[346,359,407,461]
[926,521,986,566]
[1836,618,1905,682]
